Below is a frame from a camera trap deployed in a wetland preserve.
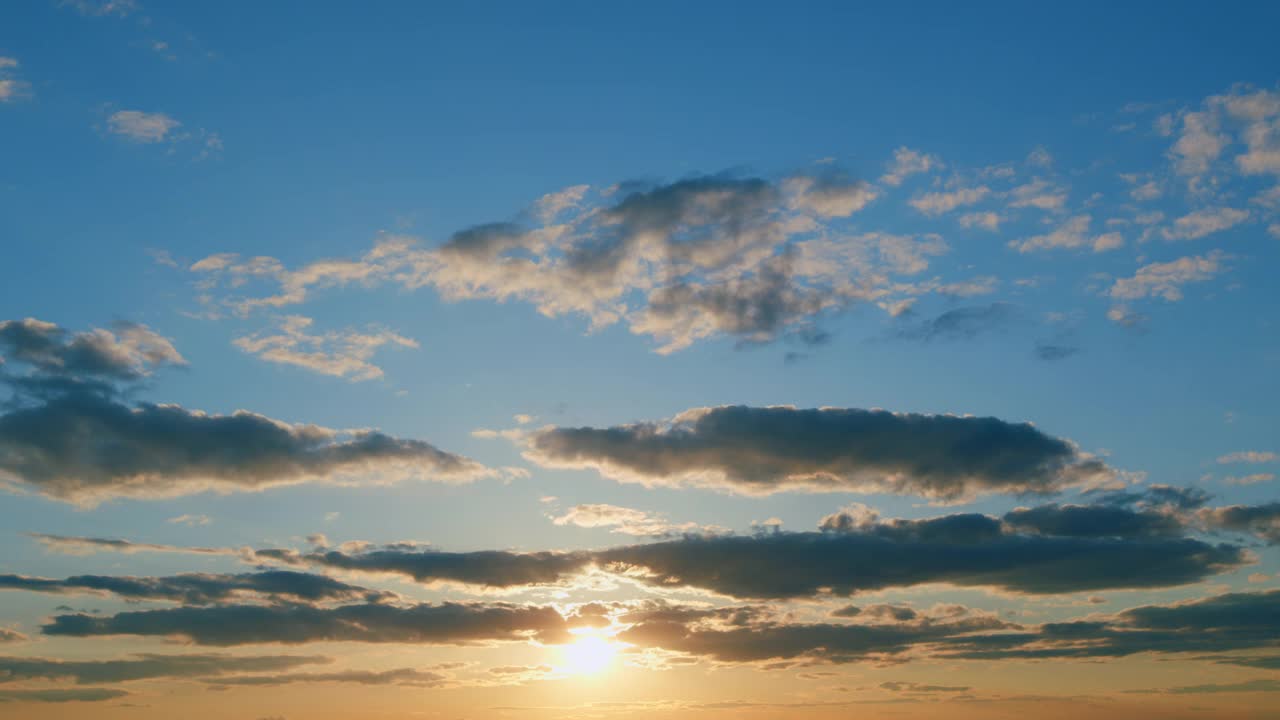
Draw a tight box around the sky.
[1,1,1279,718]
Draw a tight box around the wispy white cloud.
[107,110,182,143]
[233,316,418,382]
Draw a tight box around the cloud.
[1034,342,1079,362]
[596,516,1243,598]
[1161,207,1249,241]
[0,653,329,685]
[189,169,989,353]
[1002,503,1186,538]
[1171,110,1227,176]
[895,303,1021,342]
[1133,679,1280,695]
[168,514,211,526]
[1008,215,1122,253]
[0,688,130,704]
[880,147,941,187]
[233,315,417,381]
[28,533,234,556]
[0,390,487,505]
[0,628,26,644]
[43,601,577,646]
[617,602,1008,664]
[909,186,990,216]
[0,318,184,381]
[525,404,1114,500]
[1108,251,1227,302]
[957,212,1002,231]
[1200,502,1280,544]
[0,57,29,103]
[0,570,386,605]
[61,0,139,17]
[1007,179,1068,211]
[550,503,726,537]
[107,110,182,143]
[1218,451,1278,464]
[940,589,1280,661]
[252,546,592,591]
[784,170,879,217]
[204,668,447,688]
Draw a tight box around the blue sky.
[1,2,1279,717]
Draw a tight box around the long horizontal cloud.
[0,570,386,605]
[596,519,1243,598]
[525,405,1114,499]
[0,653,329,684]
[254,547,592,590]
[203,667,447,688]
[28,532,238,556]
[939,589,1280,660]
[0,389,487,504]
[43,601,579,646]
[617,603,1010,664]
[245,499,1241,598]
[0,688,130,703]
[614,589,1280,667]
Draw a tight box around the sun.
[558,631,621,675]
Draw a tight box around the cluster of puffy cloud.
[188,168,998,354]
[0,319,488,504]
[524,404,1115,500]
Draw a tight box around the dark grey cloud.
[0,653,329,684]
[596,522,1244,598]
[940,589,1280,660]
[1033,342,1080,361]
[254,547,591,590]
[895,303,1022,342]
[0,318,184,382]
[615,590,1280,668]
[0,390,487,504]
[205,668,446,688]
[1131,679,1280,695]
[1002,503,1186,538]
[0,688,130,703]
[1200,502,1280,543]
[28,532,235,556]
[0,570,386,605]
[43,601,576,646]
[527,405,1113,500]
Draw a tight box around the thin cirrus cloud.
[523,404,1115,500]
[0,318,489,504]
[232,315,418,382]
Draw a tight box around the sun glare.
[559,632,620,675]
